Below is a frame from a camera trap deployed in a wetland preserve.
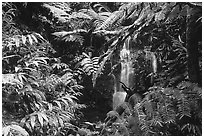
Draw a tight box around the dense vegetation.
[2,2,202,136]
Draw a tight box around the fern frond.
[63,34,84,44]
[79,9,101,20]
[90,2,111,13]
[80,55,100,76]
[47,2,71,12]
[68,12,92,20]
[43,3,70,22]
[93,30,119,36]
[98,12,111,19]
[52,29,88,37]
[52,62,69,70]
[177,94,191,119]
[61,72,74,86]
[95,10,125,30]
[52,30,87,44]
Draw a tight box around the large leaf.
[2,124,29,136]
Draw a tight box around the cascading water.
[112,36,134,109]
[119,37,134,91]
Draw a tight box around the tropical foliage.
[2,2,202,136]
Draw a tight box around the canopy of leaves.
[2,2,202,136]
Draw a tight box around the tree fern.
[95,10,125,31]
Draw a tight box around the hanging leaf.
[48,103,53,111]
[25,122,32,132]
[30,115,36,129]
[58,117,64,127]
[30,34,38,43]
[40,112,49,123]
[37,113,44,127]
[34,33,46,42]
[22,35,27,45]
[59,98,69,107]
[15,37,20,47]
[27,34,33,45]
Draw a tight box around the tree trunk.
[186,6,202,86]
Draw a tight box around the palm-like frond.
[79,9,102,21]
[43,3,70,23]
[80,54,100,76]
[68,11,92,20]
[79,8,113,29]
[95,10,125,31]
[52,29,88,37]
[52,29,88,44]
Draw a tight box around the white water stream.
[119,37,134,91]
[112,37,135,109]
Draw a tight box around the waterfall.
[119,36,133,91]
[112,36,134,109]
[113,37,134,109]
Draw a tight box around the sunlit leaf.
[48,103,53,111]
[25,122,32,132]
[2,126,10,136]
[37,113,44,127]
[22,35,27,45]
[41,112,49,123]
[15,37,20,47]
[30,34,38,43]
[27,34,33,45]
[30,115,36,129]
[58,117,64,127]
